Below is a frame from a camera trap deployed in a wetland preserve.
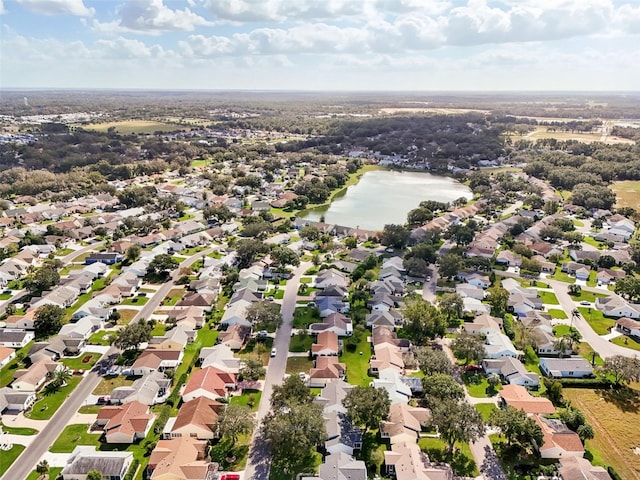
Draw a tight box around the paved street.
[244,262,309,480]
[0,364,109,480]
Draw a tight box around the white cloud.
[93,0,213,34]
[0,0,5,14]
[15,0,94,16]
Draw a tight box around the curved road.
[244,262,309,480]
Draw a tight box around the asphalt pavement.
[244,262,309,480]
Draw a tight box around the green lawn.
[151,323,167,337]
[611,335,640,352]
[289,333,313,353]
[0,422,38,435]
[462,372,501,398]
[121,296,149,306]
[578,307,615,335]
[210,433,252,472]
[549,267,576,284]
[229,389,262,411]
[0,293,12,300]
[87,330,114,346]
[78,404,102,414]
[553,324,573,337]
[61,352,101,370]
[93,376,136,395]
[293,306,320,329]
[173,325,218,381]
[587,270,598,287]
[418,437,478,477]
[27,376,82,420]
[0,444,25,477]
[584,236,606,250]
[300,277,313,283]
[285,356,314,375]
[576,342,605,367]
[570,290,607,303]
[162,288,185,306]
[0,341,34,387]
[26,467,62,480]
[547,308,568,319]
[475,403,498,422]
[264,289,285,300]
[340,335,373,387]
[537,290,559,305]
[49,424,101,452]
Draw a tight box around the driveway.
[422,267,437,303]
[243,262,310,480]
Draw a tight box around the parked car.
[97,396,110,404]
[257,330,268,338]
[270,348,277,357]
[580,300,590,305]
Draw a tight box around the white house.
[596,296,640,319]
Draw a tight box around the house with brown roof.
[380,403,431,445]
[615,317,640,337]
[383,441,453,480]
[309,357,346,388]
[534,416,585,459]
[148,436,216,480]
[12,359,61,391]
[370,344,404,376]
[0,346,15,369]
[312,330,341,357]
[168,306,206,329]
[309,312,353,337]
[558,456,613,480]
[371,325,411,353]
[163,396,224,440]
[499,384,555,416]
[217,324,252,350]
[182,366,237,402]
[176,293,216,311]
[131,350,183,376]
[149,325,194,351]
[97,401,153,444]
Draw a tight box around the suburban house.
[85,252,122,265]
[148,436,216,480]
[0,329,34,348]
[373,368,412,404]
[383,441,453,480]
[558,456,613,480]
[482,357,540,387]
[463,313,503,336]
[148,326,194,351]
[371,326,411,353]
[539,356,594,378]
[96,401,153,444]
[596,296,640,319]
[199,344,242,373]
[370,344,404,375]
[484,331,520,359]
[61,446,133,480]
[12,359,61,391]
[615,317,640,338]
[163,396,224,440]
[110,371,171,406]
[0,346,16,368]
[380,403,431,445]
[314,269,349,289]
[217,324,252,350]
[309,357,346,388]
[456,283,485,300]
[313,379,354,415]
[312,452,367,480]
[309,312,353,337]
[535,416,585,459]
[0,387,36,412]
[499,384,555,416]
[324,409,363,456]
[312,330,341,357]
[181,366,237,402]
[131,350,183,376]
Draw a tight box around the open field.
[81,120,184,135]
[513,126,634,145]
[611,335,640,352]
[49,424,100,453]
[564,387,640,480]
[611,180,640,208]
[379,107,490,115]
[0,444,25,477]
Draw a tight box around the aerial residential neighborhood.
[0,88,639,480]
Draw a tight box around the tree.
[539,225,564,242]
[568,284,582,296]
[28,266,60,292]
[86,470,102,480]
[245,301,282,331]
[270,373,314,410]
[146,254,179,277]
[438,253,464,279]
[487,373,501,391]
[406,242,437,264]
[342,386,391,432]
[414,346,452,376]
[422,373,464,403]
[614,276,640,302]
[431,399,484,454]
[380,224,410,249]
[218,404,254,443]
[543,377,564,405]
[451,332,486,365]
[403,257,429,277]
[235,238,269,269]
[36,460,49,476]
[112,321,152,350]
[489,406,543,452]
[447,224,475,246]
[438,293,463,326]
[203,204,234,223]
[402,298,446,343]
[239,356,265,381]
[300,225,320,241]
[125,244,141,264]
[34,304,65,339]
[487,286,509,318]
[598,355,640,384]
[270,245,300,268]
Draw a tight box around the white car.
[270,348,277,357]
[579,300,590,306]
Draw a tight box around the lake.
[299,169,472,231]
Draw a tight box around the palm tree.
[53,367,72,386]
[36,460,49,476]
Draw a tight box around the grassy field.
[121,296,149,306]
[0,341,34,387]
[162,288,185,306]
[418,437,478,477]
[549,267,576,284]
[571,290,608,303]
[82,120,184,135]
[289,332,313,352]
[564,387,640,480]
[578,307,615,335]
[537,290,560,305]
[229,389,262,411]
[0,422,38,435]
[293,306,320,329]
[28,376,82,420]
[611,180,640,208]
[462,372,501,398]
[116,308,138,324]
[88,330,114,346]
[0,444,25,477]
[285,356,314,375]
[340,335,373,387]
[26,467,62,480]
[61,352,101,370]
[547,308,568,319]
[475,403,498,422]
[611,335,640,352]
[576,342,604,367]
[49,424,100,452]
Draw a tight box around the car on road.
[579,300,590,305]
[270,348,277,357]
[257,330,268,338]
[97,396,111,404]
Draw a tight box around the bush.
[608,466,623,480]
[124,459,139,480]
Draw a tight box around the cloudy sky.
[1,0,639,90]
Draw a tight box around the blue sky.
[1,0,639,90]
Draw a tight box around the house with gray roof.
[61,445,133,480]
